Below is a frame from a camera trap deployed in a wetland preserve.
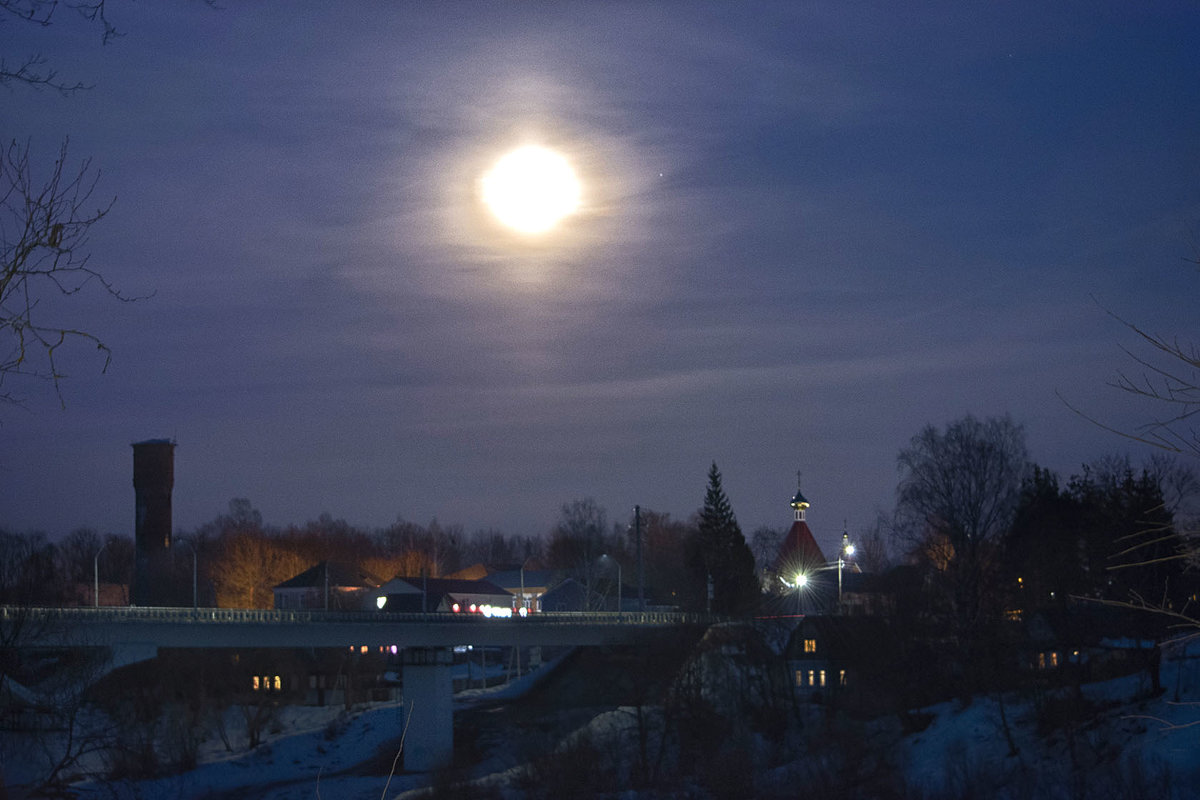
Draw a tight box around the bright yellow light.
[481,145,581,234]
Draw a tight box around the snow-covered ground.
[7,639,1200,798]
[59,656,555,800]
[899,640,1200,798]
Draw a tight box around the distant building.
[371,576,512,613]
[273,561,383,610]
[763,480,866,615]
[484,568,558,613]
[786,615,909,713]
[131,439,175,606]
[538,578,589,612]
[445,563,557,612]
[766,484,834,613]
[771,487,827,580]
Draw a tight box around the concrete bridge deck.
[1,605,714,650]
[2,605,718,771]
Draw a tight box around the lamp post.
[784,571,809,615]
[837,532,855,614]
[518,555,537,613]
[93,540,109,608]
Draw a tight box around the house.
[784,615,924,714]
[371,576,513,613]
[484,568,559,613]
[1015,603,1166,688]
[272,561,383,610]
[838,571,893,617]
[538,578,589,612]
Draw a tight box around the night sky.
[5,2,1199,553]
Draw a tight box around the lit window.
[273,675,281,691]
[808,670,815,686]
[1037,653,1046,669]
[252,676,260,691]
[819,670,826,687]
[839,669,846,686]
[804,639,816,653]
[795,670,805,687]
[1049,652,1059,668]
[360,645,368,654]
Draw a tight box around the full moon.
[480,146,581,234]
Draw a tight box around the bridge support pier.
[400,646,454,772]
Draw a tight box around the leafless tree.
[0,138,130,406]
[548,498,616,608]
[1,1,121,94]
[895,414,1030,693]
[896,415,1029,558]
[1061,245,1200,587]
[855,516,893,574]
[1,0,159,407]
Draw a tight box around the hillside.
[5,634,1198,798]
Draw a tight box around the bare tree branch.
[0,138,145,407]
[1065,280,1200,458]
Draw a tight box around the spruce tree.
[690,462,761,615]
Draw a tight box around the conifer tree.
[688,462,761,615]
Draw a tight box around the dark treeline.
[1004,453,1198,612]
[0,495,711,611]
[887,416,1199,704]
[3,425,1198,624]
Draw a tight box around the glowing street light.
[782,531,856,615]
[837,531,856,613]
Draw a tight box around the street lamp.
[837,532,856,613]
[781,570,810,614]
[518,555,538,613]
[93,540,109,608]
[600,554,622,614]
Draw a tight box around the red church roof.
[771,518,827,577]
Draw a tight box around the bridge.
[1,605,716,770]
[1,605,707,651]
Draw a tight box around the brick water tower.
[131,439,175,606]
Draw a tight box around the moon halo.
[480,145,582,235]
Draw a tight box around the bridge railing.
[1,605,717,627]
